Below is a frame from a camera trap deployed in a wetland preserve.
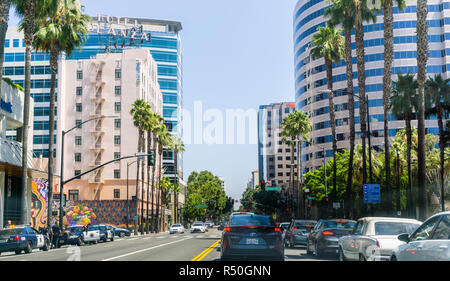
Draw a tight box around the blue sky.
[10,0,298,200]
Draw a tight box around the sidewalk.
[129,231,169,237]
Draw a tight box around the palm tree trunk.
[354,0,368,216]
[416,0,429,220]
[174,148,178,223]
[150,132,157,232]
[325,56,337,212]
[154,143,161,232]
[140,132,146,234]
[296,140,300,218]
[21,0,35,225]
[0,0,11,100]
[344,28,356,219]
[437,103,445,212]
[405,115,414,217]
[146,130,151,234]
[47,49,58,227]
[383,0,393,216]
[290,139,295,218]
[134,130,141,235]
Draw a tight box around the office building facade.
[294,0,443,173]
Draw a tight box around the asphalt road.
[0,228,335,261]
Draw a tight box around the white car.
[169,224,185,234]
[83,225,101,244]
[190,222,206,233]
[391,212,450,261]
[338,217,422,261]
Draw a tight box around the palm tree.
[416,0,429,220]
[155,123,171,232]
[171,136,184,224]
[391,73,418,217]
[144,111,157,234]
[33,0,88,228]
[13,0,38,225]
[311,24,344,210]
[130,99,151,234]
[425,74,450,212]
[325,0,377,219]
[0,0,12,100]
[382,0,406,216]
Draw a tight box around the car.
[220,213,285,261]
[391,212,450,261]
[285,220,317,248]
[218,221,227,231]
[230,212,254,218]
[60,226,88,246]
[190,222,207,233]
[338,217,421,261]
[0,225,50,255]
[94,224,115,242]
[205,221,214,228]
[83,225,101,244]
[169,224,185,234]
[110,226,131,238]
[306,219,356,258]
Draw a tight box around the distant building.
[251,170,259,189]
[258,102,297,186]
[219,177,225,190]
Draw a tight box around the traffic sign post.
[364,184,381,204]
[266,186,281,191]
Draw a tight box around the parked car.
[220,213,284,261]
[338,217,421,261]
[306,219,356,257]
[205,221,214,228]
[110,226,131,238]
[60,226,87,246]
[391,212,450,261]
[169,224,185,234]
[190,222,207,233]
[285,220,317,248]
[0,225,50,255]
[83,225,101,244]
[93,224,114,242]
[218,221,226,231]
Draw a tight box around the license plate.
[246,238,259,245]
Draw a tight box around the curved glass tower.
[294,0,445,173]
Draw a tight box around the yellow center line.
[191,240,221,261]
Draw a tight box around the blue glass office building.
[294,0,444,172]
[4,16,183,179]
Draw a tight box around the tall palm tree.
[130,99,150,234]
[325,0,377,219]
[13,0,38,225]
[416,0,429,220]
[33,0,88,228]
[391,73,418,217]
[155,122,170,232]
[311,24,344,209]
[425,74,450,212]
[144,111,157,234]
[382,0,406,216]
[157,130,172,231]
[171,136,184,224]
[0,0,12,100]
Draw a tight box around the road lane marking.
[101,237,192,261]
[191,240,220,261]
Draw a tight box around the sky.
[10,0,299,201]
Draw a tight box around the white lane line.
[102,237,192,261]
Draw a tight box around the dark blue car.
[60,226,86,246]
[0,226,50,255]
[110,226,131,238]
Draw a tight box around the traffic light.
[232,199,235,204]
[147,149,155,166]
[260,180,266,191]
[325,197,329,203]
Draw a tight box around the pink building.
[55,49,163,226]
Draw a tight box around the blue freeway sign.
[364,184,380,204]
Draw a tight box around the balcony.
[0,138,35,168]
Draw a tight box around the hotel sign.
[1,98,12,113]
[90,14,152,42]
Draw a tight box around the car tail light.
[278,240,281,249]
[223,239,228,248]
[224,227,231,232]
[376,240,380,248]
[14,235,21,241]
[274,227,281,233]
[322,231,336,236]
[293,227,297,231]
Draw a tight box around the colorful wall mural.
[63,203,99,226]
[31,178,48,229]
[67,200,136,227]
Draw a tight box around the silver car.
[169,224,185,234]
[391,212,450,261]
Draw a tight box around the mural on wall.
[68,200,136,227]
[31,178,48,229]
[64,203,99,227]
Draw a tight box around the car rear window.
[172,224,182,227]
[0,228,25,236]
[323,220,355,229]
[69,227,83,233]
[374,222,420,235]
[295,221,316,229]
[229,215,274,227]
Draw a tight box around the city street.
[0,228,334,261]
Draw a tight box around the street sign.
[364,184,381,204]
[266,186,281,191]
[308,197,316,200]
[304,189,310,193]
[197,205,208,209]
[333,202,341,209]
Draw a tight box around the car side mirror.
[398,233,409,243]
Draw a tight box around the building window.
[114,119,121,129]
[114,189,120,199]
[114,102,121,112]
[13,39,19,48]
[68,190,79,201]
[76,103,82,112]
[76,87,82,96]
[74,170,81,179]
[75,120,82,128]
[114,135,121,145]
[114,152,120,160]
[115,86,121,95]
[75,153,81,162]
[115,69,121,79]
[75,136,82,146]
[114,170,120,179]
[77,71,83,80]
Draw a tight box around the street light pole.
[126,160,137,230]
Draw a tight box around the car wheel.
[77,238,83,247]
[391,255,397,261]
[42,239,50,251]
[306,242,313,255]
[338,247,346,261]
[359,254,366,261]
[119,232,125,238]
[24,242,32,254]
[314,242,321,258]
[93,240,98,245]
[15,249,22,255]
[111,235,114,242]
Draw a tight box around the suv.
[95,224,114,242]
[190,222,206,233]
